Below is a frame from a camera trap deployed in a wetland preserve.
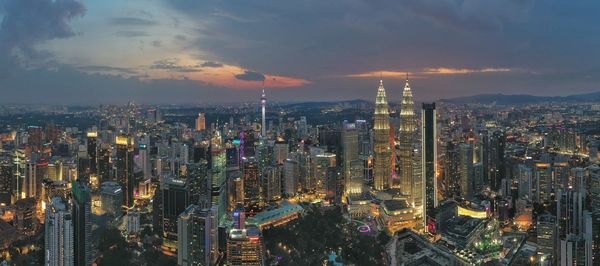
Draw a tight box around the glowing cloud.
[346,67,513,79]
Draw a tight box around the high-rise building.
[72,180,91,266]
[115,135,135,208]
[177,205,213,266]
[226,225,265,266]
[0,159,11,206]
[45,197,73,266]
[588,164,600,265]
[13,149,26,203]
[459,143,474,199]
[342,121,360,195]
[421,103,437,223]
[374,80,392,191]
[261,89,267,137]
[243,157,262,212]
[162,178,189,255]
[86,131,98,178]
[398,76,417,199]
[537,214,557,264]
[313,153,336,195]
[100,181,123,222]
[196,113,206,131]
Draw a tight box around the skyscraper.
[177,205,213,266]
[342,121,360,195]
[72,180,91,266]
[162,178,189,255]
[45,197,73,266]
[115,135,135,208]
[226,225,265,266]
[374,80,392,191]
[398,76,416,198]
[196,113,206,131]
[86,131,98,179]
[421,103,437,222]
[459,143,474,199]
[243,157,262,212]
[261,89,267,137]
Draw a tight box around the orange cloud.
[346,67,513,79]
[145,60,311,89]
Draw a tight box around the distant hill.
[280,99,372,108]
[441,91,600,105]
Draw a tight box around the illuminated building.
[186,160,209,205]
[313,153,336,195]
[373,80,392,191]
[589,164,600,265]
[459,143,474,199]
[98,143,111,183]
[535,163,551,204]
[100,181,123,221]
[273,141,288,165]
[0,159,11,205]
[196,113,206,131]
[342,121,360,195]
[264,165,282,202]
[283,159,298,196]
[86,131,98,178]
[210,130,227,221]
[397,76,416,200]
[72,179,92,266]
[233,204,246,229]
[537,214,557,264]
[243,157,262,212]
[14,197,38,236]
[421,103,437,225]
[456,205,488,219]
[116,135,135,208]
[226,225,265,266]
[245,203,303,230]
[346,194,371,218]
[261,89,267,137]
[127,211,140,235]
[162,178,189,255]
[13,149,26,203]
[379,199,417,234]
[177,205,214,266]
[44,197,73,266]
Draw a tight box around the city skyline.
[2,1,600,104]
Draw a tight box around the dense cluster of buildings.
[1,77,600,265]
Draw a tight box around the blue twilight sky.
[0,0,600,104]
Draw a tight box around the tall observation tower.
[261,89,266,137]
[398,75,416,199]
[374,80,392,190]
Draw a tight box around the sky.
[1,0,600,104]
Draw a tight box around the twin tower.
[373,77,418,200]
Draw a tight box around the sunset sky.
[1,0,600,104]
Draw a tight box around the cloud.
[110,17,157,26]
[0,0,86,59]
[150,58,201,72]
[114,30,149,37]
[234,70,265,81]
[400,0,535,32]
[201,61,223,68]
[78,65,138,75]
[346,67,514,78]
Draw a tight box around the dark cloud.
[174,34,186,41]
[152,40,161,47]
[150,58,201,72]
[234,70,265,81]
[201,61,223,68]
[78,65,137,75]
[114,30,149,37]
[110,17,157,26]
[0,0,85,59]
